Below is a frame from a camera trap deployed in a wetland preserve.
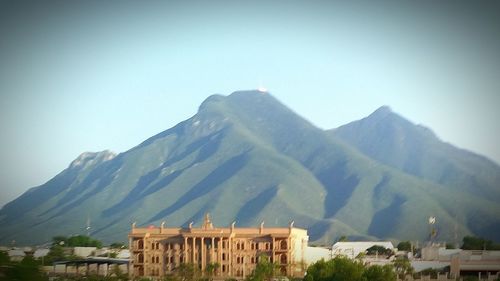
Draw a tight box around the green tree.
[44,245,67,265]
[247,255,278,281]
[3,256,48,281]
[362,264,396,281]
[461,236,499,250]
[419,267,438,279]
[365,245,393,256]
[305,257,364,281]
[52,236,68,246]
[393,256,414,279]
[397,241,412,252]
[175,263,200,281]
[109,242,126,249]
[445,242,456,249]
[67,235,103,248]
[0,251,10,265]
[205,262,220,280]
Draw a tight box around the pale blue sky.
[1,0,499,206]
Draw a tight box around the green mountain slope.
[330,106,500,241]
[1,91,499,245]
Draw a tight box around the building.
[410,244,500,280]
[129,214,309,279]
[331,241,394,259]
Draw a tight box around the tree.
[3,256,48,281]
[305,257,364,281]
[67,235,103,248]
[397,241,412,252]
[175,263,200,281]
[109,242,126,249]
[205,262,220,280]
[338,236,348,242]
[247,255,278,281]
[365,245,393,256]
[362,264,396,281]
[461,236,499,250]
[0,251,10,265]
[393,256,414,279]
[43,245,67,265]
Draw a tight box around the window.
[280,254,287,264]
[280,240,287,250]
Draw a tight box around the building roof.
[7,249,26,257]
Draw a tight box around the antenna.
[86,215,91,237]
[428,216,437,245]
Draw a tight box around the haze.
[1,0,499,207]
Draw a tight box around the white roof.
[304,246,331,264]
[8,249,26,257]
[34,248,50,258]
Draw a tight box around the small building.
[331,241,394,259]
[450,250,500,279]
[73,247,97,258]
[129,214,309,279]
[7,249,26,262]
[304,246,331,264]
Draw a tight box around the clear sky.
[1,0,499,207]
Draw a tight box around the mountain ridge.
[1,91,499,245]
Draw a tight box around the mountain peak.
[69,150,116,169]
[369,105,393,119]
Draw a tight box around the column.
[201,237,205,271]
[218,238,222,276]
[272,237,276,263]
[229,236,233,276]
[211,237,215,264]
[192,237,196,264]
[184,237,188,263]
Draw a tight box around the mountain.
[1,91,499,245]
[330,106,500,240]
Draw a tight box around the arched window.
[138,253,144,263]
[138,239,144,249]
[280,254,287,264]
[280,240,287,250]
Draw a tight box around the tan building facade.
[129,215,309,279]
